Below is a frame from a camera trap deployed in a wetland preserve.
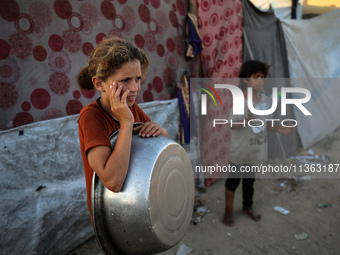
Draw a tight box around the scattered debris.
[299,175,312,181]
[35,185,46,192]
[192,199,210,225]
[276,177,299,192]
[294,231,309,241]
[273,206,290,215]
[294,155,327,161]
[176,244,193,255]
[196,205,210,214]
[317,203,332,208]
[276,174,312,193]
[293,149,330,164]
[193,217,202,225]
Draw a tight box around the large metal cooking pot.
[91,123,195,255]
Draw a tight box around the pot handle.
[109,122,144,147]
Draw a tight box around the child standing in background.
[223,60,294,227]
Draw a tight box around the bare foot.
[223,209,234,227]
[242,209,261,222]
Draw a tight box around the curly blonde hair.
[78,37,149,90]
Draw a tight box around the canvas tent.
[247,0,340,150]
[242,0,340,155]
[281,9,340,149]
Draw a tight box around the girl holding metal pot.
[77,37,168,219]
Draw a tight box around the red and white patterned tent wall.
[0,0,195,130]
[196,0,243,186]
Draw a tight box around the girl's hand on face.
[109,82,134,125]
[134,122,164,138]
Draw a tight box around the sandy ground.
[69,130,340,255]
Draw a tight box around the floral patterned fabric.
[197,0,243,186]
[0,0,194,130]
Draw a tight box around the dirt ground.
[69,130,340,255]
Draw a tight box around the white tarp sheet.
[0,99,178,255]
[282,10,340,148]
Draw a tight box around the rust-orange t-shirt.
[78,98,151,217]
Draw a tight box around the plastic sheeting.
[243,0,300,160]
[282,10,340,148]
[0,99,178,255]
